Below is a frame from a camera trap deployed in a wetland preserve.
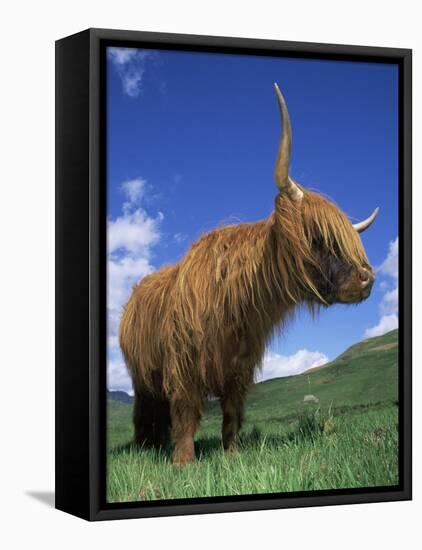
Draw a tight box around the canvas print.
[106,47,399,503]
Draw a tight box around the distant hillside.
[305,329,398,374]
[108,390,134,404]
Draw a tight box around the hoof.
[172,457,195,467]
[225,447,239,455]
[223,441,240,454]
[172,452,195,466]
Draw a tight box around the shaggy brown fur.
[120,189,375,463]
[119,87,376,465]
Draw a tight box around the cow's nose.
[360,269,374,288]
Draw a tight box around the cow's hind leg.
[170,396,202,465]
[133,390,171,450]
[152,397,171,448]
[133,390,155,448]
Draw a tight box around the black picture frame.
[55,28,412,521]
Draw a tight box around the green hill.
[108,390,133,405]
[201,328,398,424]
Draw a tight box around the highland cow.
[119,84,379,465]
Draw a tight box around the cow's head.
[273,83,378,305]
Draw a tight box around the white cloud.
[107,177,163,392]
[108,209,163,257]
[108,47,151,98]
[108,255,155,328]
[108,47,139,65]
[365,237,398,338]
[121,177,145,205]
[257,349,329,382]
[379,237,398,280]
[365,314,398,339]
[380,286,398,316]
[108,356,135,394]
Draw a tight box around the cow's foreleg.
[170,396,202,465]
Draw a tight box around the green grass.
[107,329,399,502]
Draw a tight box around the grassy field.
[107,329,399,503]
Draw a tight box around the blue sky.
[106,47,398,392]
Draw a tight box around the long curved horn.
[353,207,379,233]
[274,83,303,202]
